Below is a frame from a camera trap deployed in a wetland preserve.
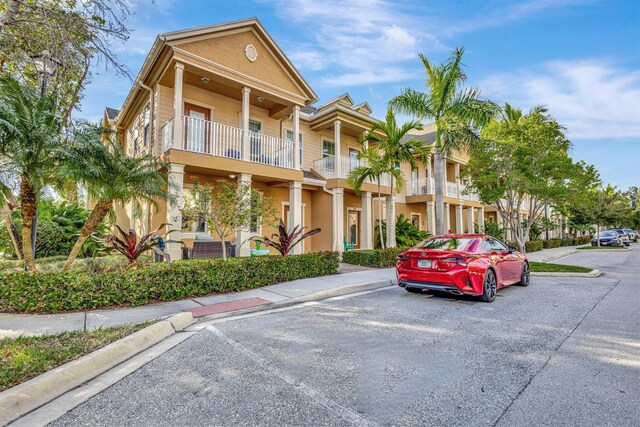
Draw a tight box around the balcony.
[446,181,459,198]
[312,155,391,187]
[161,115,295,169]
[405,178,434,196]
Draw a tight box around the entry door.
[184,103,209,152]
[249,120,262,160]
[411,213,421,230]
[348,210,359,248]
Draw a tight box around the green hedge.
[543,239,562,249]
[525,240,544,252]
[0,252,339,313]
[342,247,409,268]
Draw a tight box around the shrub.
[578,237,591,244]
[525,240,543,252]
[0,252,339,313]
[342,247,409,268]
[543,239,562,249]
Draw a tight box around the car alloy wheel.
[517,262,530,287]
[481,270,497,303]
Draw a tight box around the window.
[143,106,150,146]
[182,188,207,233]
[411,167,418,194]
[322,139,335,157]
[132,126,139,156]
[249,191,263,234]
[418,237,475,251]
[485,238,507,252]
[286,130,303,164]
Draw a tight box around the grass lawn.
[0,322,152,391]
[577,245,628,250]
[529,261,592,273]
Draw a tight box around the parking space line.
[206,325,378,427]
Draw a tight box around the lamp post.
[27,51,59,265]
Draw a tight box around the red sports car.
[396,234,530,302]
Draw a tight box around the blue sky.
[79,0,640,190]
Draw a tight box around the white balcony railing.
[161,116,295,169]
[446,181,458,198]
[313,155,391,187]
[459,183,480,202]
[405,178,435,196]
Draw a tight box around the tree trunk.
[2,206,22,260]
[434,147,446,235]
[62,199,112,271]
[220,237,227,261]
[377,182,385,249]
[387,177,395,248]
[20,173,36,271]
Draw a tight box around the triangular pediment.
[165,19,316,102]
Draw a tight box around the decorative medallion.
[244,44,258,62]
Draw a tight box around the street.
[49,246,639,426]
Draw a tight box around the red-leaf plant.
[94,223,175,267]
[250,219,320,256]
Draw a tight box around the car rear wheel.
[481,270,497,303]
[517,262,530,287]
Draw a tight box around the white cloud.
[478,59,640,139]
[268,0,442,86]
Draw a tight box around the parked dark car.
[608,229,631,246]
[591,230,623,246]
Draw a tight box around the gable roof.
[318,93,354,110]
[105,107,120,120]
[352,102,373,115]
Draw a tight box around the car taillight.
[441,256,472,266]
[397,254,410,261]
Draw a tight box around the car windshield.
[415,237,475,251]
[623,229,633,233]
[598,231,616,237]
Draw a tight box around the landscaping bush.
[543,239,562,249]
[578,237,591,244]
[560,238,577,246]
[342,247,409,268]
[525,240,543,252]
[0,252,339,313]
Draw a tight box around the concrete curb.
[191,278,395,323]
[576,248,630,252]
[531,269,602,278]
[0,313,193,427]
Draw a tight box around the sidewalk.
[526,245,583,262]
[0,267,396,338]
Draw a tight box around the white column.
[293,105,301,170]
[455,163,461,199]
[289,181,303,254]
[455,202,464,233]
[386,195,396,247]
[236,173,252,256]
[172,63,184,150]
[334,120,342,178]
[426,154,433,194]
[166,163,185,260]
[361,191,373,249]
[467,207,475,234]
[241,87,251,161]
[444,202,451,233]
[427,201,436,233]
[333,188,344,252]
[478,207,485,232]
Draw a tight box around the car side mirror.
[508,246,517,253]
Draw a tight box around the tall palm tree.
[59,125,169,271]
[359,109,429,246]
[389,47,497,235]
[348,145,402,249]
[0,75,62,270]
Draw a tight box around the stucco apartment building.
[104,18,531,260]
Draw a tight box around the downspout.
[322,185,338,252]
[138,80,154,234]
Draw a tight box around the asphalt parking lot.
[48,246,639,426]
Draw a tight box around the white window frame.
[285,128,304,165]
[322,138,335,157]
[181,184,210,238]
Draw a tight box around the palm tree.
[359,109,429,246]
[59,125,169,271]
[389,47,497,235]
[0,75,62,270]
[348,145,401,249]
